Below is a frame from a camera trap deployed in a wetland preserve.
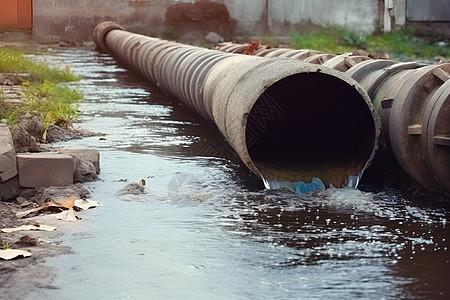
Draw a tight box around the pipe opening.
[245,73,376,188]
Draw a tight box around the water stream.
[27,47,449,299]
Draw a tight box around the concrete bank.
[0,114,101,300]
[0,122,100,201]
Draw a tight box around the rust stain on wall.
[165,1,233,40]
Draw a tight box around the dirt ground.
[0,200,74,299]
[0,111,98,299]
[0,176,96,300]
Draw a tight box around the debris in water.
[1,224,57,233]
[74,199,101,211]
[118,182,145,196]
[56,208,80,221]
[0,249,31,260]
[14,235,38,247]
[14,196,100,220]
[15,196,76,219]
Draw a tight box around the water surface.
[29,48,449,300]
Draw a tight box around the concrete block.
[16,153,74,188]
[0,176,20,202]
[58,147,100,173]
[0,124,18,183]
[58,147,100,183]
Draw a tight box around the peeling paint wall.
[225,0,379,36]
[268,0,379,34]
[33,0,382,42]
[33,0,175,42]
[41,0,450,43]
[224,0,268,35]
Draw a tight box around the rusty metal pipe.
[215,42,450,195]
[93,21,380,192]
[348,61,450,196]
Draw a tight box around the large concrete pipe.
[93,21,380,193]
[215,42,450,196]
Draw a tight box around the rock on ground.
[0,200,73,300]
[11,113,48,153]
[19,184,90,205]
[0,124,18,183]
[118,182,145,196]
[58,148,100,183]
[10,113,97,154]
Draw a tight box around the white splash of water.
[263,171,364,194]
[263,177,326,193]
[344,171,364,189]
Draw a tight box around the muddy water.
[30,48,449,299]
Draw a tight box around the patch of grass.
[3,80,82,137]
[162,27,179,41]
[366,31,450,58]
[261,33,278,46]
[290,28,450,59]
[1,241,10,250]
[290,29,355,54]
[0,47,82,133]
[0,47,80,82]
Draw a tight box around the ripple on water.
[35,47,450,300]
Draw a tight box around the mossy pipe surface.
[93,21,380,192]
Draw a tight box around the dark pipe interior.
[246,73,376,185]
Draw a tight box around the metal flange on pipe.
[215,42,450,196]
[348,61,450,196]
[93,21,380,193]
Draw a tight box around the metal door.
[17,0,32,29]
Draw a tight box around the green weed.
[0,47,83,133]
[290,29,354,54]
[366,31,450,58]
[1,241,10,250]
[290,28,450,59]
[3,80,83,136]
[261,33,278,46]
[0,47,80,82]
[162,27,179,41]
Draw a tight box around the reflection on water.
[31,48,450,300]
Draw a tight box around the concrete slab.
[0,124,18,183]
[16,153,74,188]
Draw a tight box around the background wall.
[33,0,170,42]
[29,0,450,43]
[267,0,379,34]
